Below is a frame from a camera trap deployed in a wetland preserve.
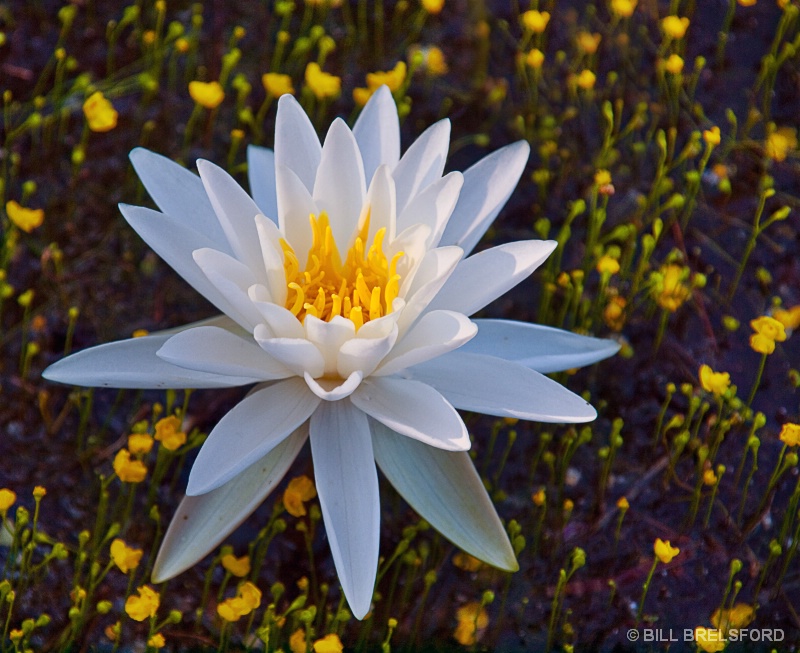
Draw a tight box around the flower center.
[280,211,404,329]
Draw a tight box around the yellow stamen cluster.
[281,212,404,330]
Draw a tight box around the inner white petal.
[304,370,363,401]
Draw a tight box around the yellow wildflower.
[664,54,685,75]
[453,602,489,646]
[418,45,448,75]
[0,488,16,512]
[610,0,637,18]
[604,295,627,331]
[596,256,620,276]
[699,365,730,396]
[290,629,307,653]
[694,627,726,652]
[105,623,120,641]
[175,37,190,54]
[6,201,44,233]
[83,91,118,132]
[132,329,149,338]
[452,552,483,572]
[218,580,263,621]
[217,599,243,622]
[711,602,755,630]
[594,169,612,186]
[353,87,373,107]
[32,486,46,499]
[738,0,757,5]
[766,127,797,162]
[313,633,344,653]
[262,72,295,97]
[525,48,545,69]
[113,449,147,483]
[421,0,444,14]
[653,264,691,312]
[154,415,186,451]
[189,81,225,109]
[148,633,166,649]
[661,16,690,39]
[221,553,251,577]
[283,475,317,517]
[576,69,596,89]
[127,433,154,455]
[366,61,407,92]
[654,538,680,564]
[703,468,718,485]
[703,126,721,146]
[304,63,341,99]
[522,10,550,33]
[772,305,800,333]
[238,581,262,611]
[110,538,143,573]
[779,423,800,447]
[616,496,629,510]
[750,333,776,354]
[576,31,602,54]
[751,315,787,342]
[125,585,160,621]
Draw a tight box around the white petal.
[440,141,530,255]
[157,326,292,380]
[310,400,379,619]
[396,171,463,248]
[352,377,469,451]
[193,248,264,329]
[247,145,279,222]
[358,164,396,243]
[392,119,450,215]
[129,148,229,247]
[461,320,621,373]
[337,325,398,377]
[304,370,363,401]
[249,299,305,339]
[353,86,401,185]
[275,94,321,192]
[152,424,307,582]
[197,159,265,273]
[409,352,597,422]
[371,420,517,571]
[376,310,477,376]
[313,119,367,249]
[276,164,317,263]
[254,214,289,306]
[187,379,319,495]
[426,240,556,316]
[118,204,240,318]
[253,327,326,377]
[304,315,356,375]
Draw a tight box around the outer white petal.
[395,171,463,248]
[253,327,326,377]
[310,400,380,620]
[118,204,240,318]
[129,148,229,247]
[371,420,517,571]
[440,141,530,255]
[352,377,469,451]
[461,320,621,373]
[254,215,288,306]
[152,424,307,582]
[197,159,265,273]
[353,86,401,184]
[276,164,317,264]
[393,119,450,215]
[247,145,279,222]
[187,378,319,495]
[313,118,367,249]
[157,326,292,380]
[193,248,264,329]
[275,94,321,193]
[375,310,477,376]
[409,352,597,422]
[426,240,556,317]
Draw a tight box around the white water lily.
[44,86,618,618]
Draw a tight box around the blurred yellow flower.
[148,633,166,649]
[604,295,627,331]
[611,0,637,17]
[6,201,44,233]
[703,468,717,485]
[596,256,620,276]
[737,0,757,5]
[366,61,407,92]
[766,127,797,162]
[125,585,160,621]
[113,449,147,483]
[576,31,602,54]
[525,48,545,69]
[664,54,685,75]
[616,496,629,510]
[217,581,262,621]
[283,475,317,517]
[654,538,680,563]
[711,602,755,630]
[773,305,800,332]
[110,538,143,573]
[703,126,721,146]
[353,87,373,107]
[128,433,154,455]
[32,486,47,499]
[576,69,597,89]
[421,0,444,14]
[661,16,690,39]
[653,264,691,312]
[419,45,448,75]
[750,333,776,354]
[594,169,612,186]
[750,315,787,342]
[83,91,118,132]
[532,488,546,506]
[0,488,16,512]
[522,10,550,33]
[262,72,295,97]
[453,602,489,646]
[154,415,186,451]
[699,365,730,395]
[694,627,726,652]
[290,629,306,653]
[221,553,251,577]
[313,633,344,653]
[779,423,800,447]
[305,63,341,99]
[189,81,225,109]
[452,552,483,572]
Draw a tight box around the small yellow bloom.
[522,10,550,33]
[772,305,800,333]
[366,61,407,92]
[289,629,307,653]
[353,87,373,107]
[738,0,757,4]
[0,488,16,512]
[711,602,755,630]
[452,552,483,572]
[525,48,545,69]
[610,0,637,18]
[304,63,341,100]
[175,37,190,54]
[217,599,243,622]
[654,538,680,564]
[703,468,718,485]
[83,91,119,132]
[113,449,147,483]
[128,433,154,455]
[6,201,44,233]
[750,333,776,354]
[616,496,629,510]
[766,127,797,162]
[148,633,166,649]
[594,169,612,187]
[189,81,225,109]
[653,264,691,312]
[313,633,344,653]
[110,538,143,573]
[661,15,690,39]
[421,0,444,14]
[576,31,602,54]
[105,622,120,641]
[694,627,726,652]
[596,256,620,276]
[32,486,47,499]
[418,45,448,75]
[699,365,730,396]
[283,475,317,517]
[221,553,251,577]
[132,328,149,338]
[154,415,186,451]
[453,602,489,646]
[262,72,295,97]
[664,53,685,75]
[604,295,627,331]
[576,69,596,90]
[125,585,160,621]
[217,581,262,621]
[703,126,721,146]
[532,488,546,506]
[750,315,787,342]
[779,423,800,447]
